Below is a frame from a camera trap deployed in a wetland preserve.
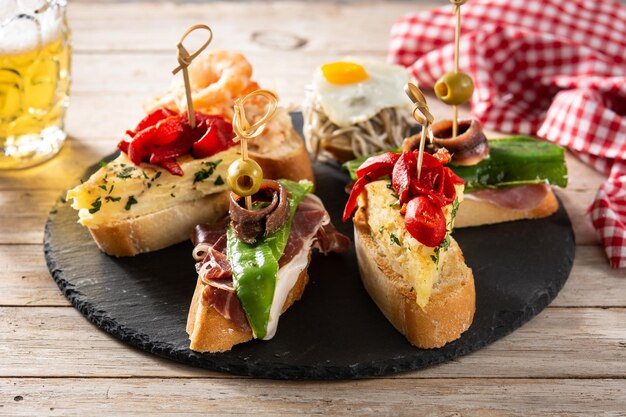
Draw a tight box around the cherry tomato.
[404,196,446,247]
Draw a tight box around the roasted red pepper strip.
[151,115,186,146]
[128,124,157,166]
[117,110,235,176]
[355,152,400,180]
[157,159,184,176]
[342,176,369,222]
[192,116,235,159]
[344,147,465,247]
[132,107,177,135]
[392,151,416,204]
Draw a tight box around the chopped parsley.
[193,160,222,184]
[116,166,136,179]
[214,175,224,186]
[108,184,114,194]
[98,185,107,191]
[124,196,138,210]
[105,196,121,202]
[390,233,401,246]
[88,197,102,214]
[378,226,384,233]
[98,161,108,168]
[431,197,460,264]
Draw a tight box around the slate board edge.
[43,193,575,381]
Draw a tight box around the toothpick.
[172,24,213,129]
[231,90,279,210]
[452,1,463,138]
[417,122,427,180]
[404,83,434,180]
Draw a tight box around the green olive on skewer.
[434,72,474,106]
[226,158,263,197]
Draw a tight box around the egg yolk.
[321,62,369,85]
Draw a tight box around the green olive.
[434,72,474,105]
[226,158,263,197]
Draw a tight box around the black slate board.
[44,113,575,380]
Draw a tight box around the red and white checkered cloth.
[389,0,626,268]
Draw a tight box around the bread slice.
[88,192,230,257]
[186,253,311,352]
[454,189,558,228]
[83,127,311,257]
[353,189,475,349]
[251,127,314,183]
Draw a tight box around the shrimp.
[149,50,260,119]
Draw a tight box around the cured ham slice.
[467,184,550,211]
[192,193,349,331]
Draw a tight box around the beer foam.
[0,1,64,56]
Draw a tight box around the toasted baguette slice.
[251,127,314,183]
[88,192,230,257]
[84,127,311,257]
[186,254,311,352]
[353,191,475,349]
[355,223,475,349]
[455,189,558,228]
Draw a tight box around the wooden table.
[1,1,625,415]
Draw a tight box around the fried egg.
[312,59,412,127]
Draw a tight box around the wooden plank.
[2,245,623,308]
[0,246,68,307]
[552,245,626,307]
[67,2,426,53]
[1,307,624,378]
[1,377,624,417]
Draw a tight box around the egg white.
[313,60,412,128]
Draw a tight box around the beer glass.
[0,0,71,169]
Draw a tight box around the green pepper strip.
[227,179,313,339]
[343,135,568,193]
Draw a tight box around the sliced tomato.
[343,176,369,222]
[404,195,446,247]
[355,152,400,180]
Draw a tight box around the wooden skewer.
[172,24,213,128]
[232,90,278,209]
[452,1,462,138]
[405,83,434,180]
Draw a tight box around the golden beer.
[0,0,71,169]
